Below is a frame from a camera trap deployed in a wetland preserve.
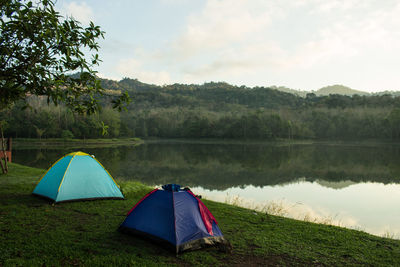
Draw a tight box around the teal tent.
[33,152,124,203]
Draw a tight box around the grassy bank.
[1,163,400,266]
[12,138,142,149]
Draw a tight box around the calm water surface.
[13,141,400,238]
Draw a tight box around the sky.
[56,0,400,92]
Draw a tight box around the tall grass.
[224,194,348,231]
[224,193,400,240]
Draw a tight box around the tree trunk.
[0,151,5,174]
[0,123,8,174]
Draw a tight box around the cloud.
[183,42,286,77]
[116,58,172,85]
[160,0,191,4]
[171,0,276,59]
[286,1,400,70]
[174,0,400,79]
[103,0,400,90]
[292,0,371,12]
[61,2,94,25]
[154,0,287,83]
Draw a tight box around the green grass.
[1,163,400,266]
[12,138,142,149]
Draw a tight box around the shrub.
[61,130,74,140]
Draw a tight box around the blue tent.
[119,184,229,253]
[33,152,124,203]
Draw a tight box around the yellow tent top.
[66,151,90,156]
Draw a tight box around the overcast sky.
[56,0,400,92]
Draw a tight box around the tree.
[0,120,8,173]
[0,0,130,112]
[61,129,74,140]
[0,0,129,173]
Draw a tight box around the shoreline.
[12,137,400,147]
[12,137,143,149]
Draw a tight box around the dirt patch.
[222,253,325,267]
[167,248,324,267]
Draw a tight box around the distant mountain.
[373,91,400,97]
[271,84,370,97]
[316,179,356,190]
[98,75,392,98]
[269,86,308,97]
[315,85,369,96]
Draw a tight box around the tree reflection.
[13,142,400,190]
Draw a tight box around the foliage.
[3,77,400,140]
[0,0,129,114]
[61,130,74,140]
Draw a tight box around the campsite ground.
[1,163,400,266]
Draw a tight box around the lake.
[12,140,400,238]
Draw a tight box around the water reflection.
[13,142,400,189]
[191,181,400,238]
[12,141,400,238]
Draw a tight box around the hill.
[269,86,309,97]
[315,85,369,96]
[5,76,400,140]
[100,77,372,99]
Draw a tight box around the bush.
[61,130,74,140]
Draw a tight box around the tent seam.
[92,157,121,188]
[172,191,178,254]
[35,154,67,184]
[126,189,157,216]
[56,153,76,198]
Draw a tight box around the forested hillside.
[3,77,400,140]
